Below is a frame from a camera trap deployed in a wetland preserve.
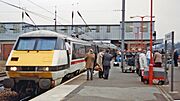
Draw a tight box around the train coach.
[3,30,111,95]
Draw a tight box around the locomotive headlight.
[45,67,49,71]
[38,67,50,71]
[10,67,17,71]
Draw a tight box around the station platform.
[30,66,176,101]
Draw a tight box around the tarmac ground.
[31,65,179,101]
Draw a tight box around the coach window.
[72,44,76,59]
[72,44,85,59]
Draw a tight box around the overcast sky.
[0,0,180,42]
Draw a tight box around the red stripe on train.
[71,59,85,65]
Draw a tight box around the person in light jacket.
[85,49,95,80]
[139,50,148,70]
[153,50,162,67]
[96,49,105,78]
[139,50,148,81]
[102,49,113,80]
[146,49,151,66]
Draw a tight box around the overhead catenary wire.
[26,0,70,24]
[25,12,39,30]
[0,0,53,23]
[77,11,92,32]
[0,0,63,25]
[26,0,53,15]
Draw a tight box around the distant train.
[3,30,116,95]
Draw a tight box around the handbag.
[94,65,102,71]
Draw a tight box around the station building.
[0,21,155,60]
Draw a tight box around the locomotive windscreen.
[15,37,57,50]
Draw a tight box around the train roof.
[19,30,90,44]
[20,30,67,38]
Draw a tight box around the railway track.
[0,71,85,101]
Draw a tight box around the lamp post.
[130,16,154,50]
[149,0,153,85]
[121,0,125,72]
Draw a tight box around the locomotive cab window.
[15,37,57,50]
[36,38,56,50]
[16,38,36,50]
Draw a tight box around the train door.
[64,39,71,66]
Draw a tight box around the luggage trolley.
[122,52,136,73]
[142,67,165,85]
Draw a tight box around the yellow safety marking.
[7,51,54,66]
[7,71,52,78]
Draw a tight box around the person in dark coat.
[102,49,113,79]
[174,49,179,67]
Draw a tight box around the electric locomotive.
[3,30,92,94]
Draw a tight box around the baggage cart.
[142,67,165,85]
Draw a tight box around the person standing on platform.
[65,39,71,66]
[65,39,71,54]
[139,50,148,70]
[146,49,151,66]
[174,49,179,67]
[139,50,147,81]
[154,50,162,67]
[96,49,105,78]
[85,49,95,80]
[102,49,113,80]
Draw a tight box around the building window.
[63,26,68,33]
[0,24,6,33]
[43,27,47,30]
[142,23,148,32]
[75,26,78,32]
[107,26,110,33]
[85,27,89,32]
[13,24,20,33]
[125,23,133,32]
[96,26,100,32]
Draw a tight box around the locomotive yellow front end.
[6,50,54,78]
[4,30,68,94]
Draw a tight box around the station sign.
[154,39,163,44]
[165,32,172,41]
